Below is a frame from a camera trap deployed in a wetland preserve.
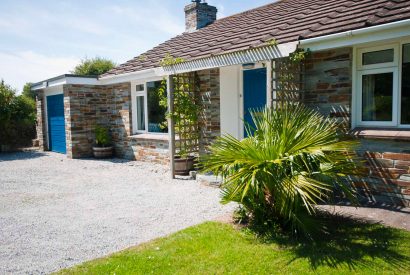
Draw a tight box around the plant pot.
[174,156,195,176]
[93,146,113,159]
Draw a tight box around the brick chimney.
[184,0,217,32]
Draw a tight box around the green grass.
[58,219,410,275]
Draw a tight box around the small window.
[136,84,144,91]
[401,44,410,124]
[136,95,145,131]
[362,49,394,65]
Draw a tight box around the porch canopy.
[162,42,298,75]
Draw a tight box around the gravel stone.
[0,151,234,274]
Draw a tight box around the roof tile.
[102,0,410,77]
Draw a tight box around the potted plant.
[93,125,113,158]
[157,74,200,176]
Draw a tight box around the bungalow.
[32,0,410,205]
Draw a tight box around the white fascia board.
[300,20,410,51]
[65,77,99,85]
[47,77,98,87]
[98,68,166,85]
[47,77,68,87]
[31,82,47,91]
[32,76,99,91]
[163,42,298,74]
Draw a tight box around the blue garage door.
[47,94,66,154]
[243,68,267,137]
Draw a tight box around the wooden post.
[167,75,176,179]
[270,60,277,109]
[267,60,272,108]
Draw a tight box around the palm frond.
[201,103,363,235]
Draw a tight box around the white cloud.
[0,51,79,92]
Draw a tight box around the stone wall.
[304,47,352,128]
[122,136,169,165]
[197,68,221,154]
[35,90,47,151]
[61,82,170,163]
[63,83,132,158]
[303,47,410,206]
[355,139,410,206]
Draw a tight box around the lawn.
[57,216,410,275]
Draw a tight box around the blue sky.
[0,0,273,92]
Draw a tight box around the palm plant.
[201,103,364,236]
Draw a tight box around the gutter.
[300,19,410,46]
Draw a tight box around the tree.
[0,80,36,148]
[72,57,116,76]
[22,82,35,100]
[0,80,16,127]
[201,103,365,237]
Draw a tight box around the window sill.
[350,128,410,141]
[129,133,169,142]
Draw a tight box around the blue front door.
[243,68,267,137]
[47,94,66,154]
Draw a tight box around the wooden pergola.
[166,56,305,178]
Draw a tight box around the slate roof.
[102,0,410,77]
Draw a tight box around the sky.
[0,0,273,92]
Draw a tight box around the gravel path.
[0,151,234,274]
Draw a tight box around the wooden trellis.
[270,57,305,107]
[168,72,201,178]
[173,72,201,156]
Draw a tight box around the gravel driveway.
[0,151,234,274]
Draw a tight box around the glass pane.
[402,44,410,124]
[363,49,394,65]
[362,72,393,122]
[136,96,145,131]
[147,81,168,133]
[136,84,144,91]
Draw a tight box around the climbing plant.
[157,74,200,158]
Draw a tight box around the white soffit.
[163,42,299,74]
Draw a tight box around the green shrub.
[0,80,36,147]
[201,103,364,237]
[72,57,116,76]
[94,126,111,147]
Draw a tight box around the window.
[356,43,410,127]
[362,72,393,122]
[147,81,167,133]
[401,44,410,124]
[132,80,168,134]
[362,49,394,65]
[136,95,145,131]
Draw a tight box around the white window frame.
[399,39,410,126]
[357,67,399,127]
[357,44,398,70]
[131,78,167,135]
[354,40,410,128]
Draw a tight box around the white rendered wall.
[220,65,241,139]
